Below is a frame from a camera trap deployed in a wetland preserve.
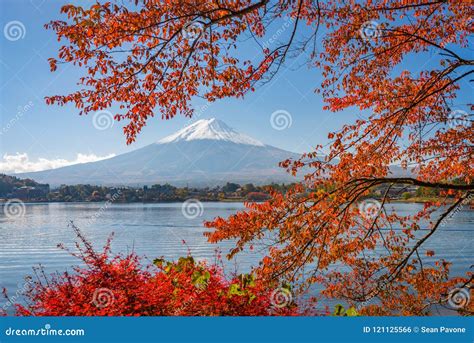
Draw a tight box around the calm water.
[0,202,472,312]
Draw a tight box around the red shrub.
[5,226,298,316]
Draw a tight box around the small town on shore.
[0,173,459,205]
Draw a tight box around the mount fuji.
[16,118,300,187]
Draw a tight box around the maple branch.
[349,177,473,191]
[208,0,269,24]
[386,192,472,284]
[368,1,447,12]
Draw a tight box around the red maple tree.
[4,225,298,316]
[46,0,473,315]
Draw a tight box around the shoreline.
[0,198,249,205]
[2,198,468,205]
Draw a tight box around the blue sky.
[0,0,350,174]
[0,0,470,174]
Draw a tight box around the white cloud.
[0,153,116,174]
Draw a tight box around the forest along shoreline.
[1,174,471,206]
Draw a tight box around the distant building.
[11,184,50,200]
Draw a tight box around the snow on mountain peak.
[157,118,265,146]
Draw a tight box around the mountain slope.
[16,119,300,186]
[157,118,265,146]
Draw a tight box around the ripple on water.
[0,202,472,313]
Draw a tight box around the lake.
[1,202,472,313]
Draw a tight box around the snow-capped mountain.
[158,118,265,146]
[16,118,300,186]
